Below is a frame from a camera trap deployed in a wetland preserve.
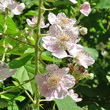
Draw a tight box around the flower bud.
[7,44,13,50]
[79,27,88,35]
[87,73,94,79]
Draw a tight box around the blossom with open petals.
[48,12,76,28]
[0,0,25,15]
[26,16,49,28]
[0,62,16,82]
[69,44,95,68]
[42,24,79,58]
[67,89,82,102]
[35,64,75,101]
[80,2,91,16]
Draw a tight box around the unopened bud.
[79,27,88,35]
[87,73,94,79]
[15,36,18,40]
[25,28,29,34]
[8,44,13,50]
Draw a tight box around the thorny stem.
[34,0,43,109]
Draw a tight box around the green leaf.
[54,96,82,110]
[41,51,53,62]
[95,0,110,9]
[84,47,99,60]
[24,48,34,54]
[8,101,19,110]
[0,98,9,108]
[1,93,15,100]
[4,86,20,93]
[6,16,18,34]
[9,54,33,69]
[25,10,38,16]
[12,61,36,95]
[15,96,25,102]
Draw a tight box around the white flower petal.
[68,89,82,102]
[26,18,36,27]
[48,13,57,24]
[69,0,78,4]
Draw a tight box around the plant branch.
[5,34,35,47]
[0,77,35,96]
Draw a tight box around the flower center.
[47,74,60,89]
[61,18,68,24]
[60,35,69,42]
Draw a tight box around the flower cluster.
[34,1,93,102]
[0,0,25,15]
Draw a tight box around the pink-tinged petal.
[40,17,49,28]
[0,62,16,82]
[69,18,76,26]
[61,74,75,89]
[68,89,82,102]
[69,44,83,57]
[26,19,36,27]
[16,3,25,12]
[48,13,57,24]
[7,2,16,10]
[0,4,5,11]
[52,49,69,59]
[69,0,77,4]
[56,86,67,99]
[35,74,45,86]
[42,36,57,45]
[80,2,91,16]
[42,36,60,53]
[49,24,63,37]
[57,12,67,19]
[65,27,79,40]
[78,55,95,68]
[39,81,49,96]
[46,64,59,74]
[40,22,49,28]
[46,89,57,101]
[43,43,60,53]
[11,3,25,15]
[59,68,69,74]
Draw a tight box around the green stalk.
[35,0,43,75]
[1,13,7,62]
[34,0,43,109]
